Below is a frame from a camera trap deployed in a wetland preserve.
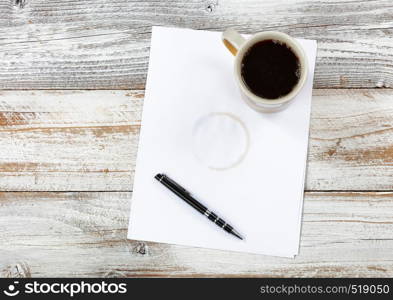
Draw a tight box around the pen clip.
[163,175,190,195]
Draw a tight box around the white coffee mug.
[222,28,308,112]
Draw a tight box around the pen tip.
[231,230,244,240]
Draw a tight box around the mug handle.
[222,28,246,56]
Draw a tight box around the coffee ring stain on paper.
[192,112,250,170]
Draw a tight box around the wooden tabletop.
[1,0,392,277]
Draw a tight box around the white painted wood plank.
[308,89,393,190]
[1,89,392,191]
[0,0,392,89]
[0,90,140,191]
[0,191,392,277]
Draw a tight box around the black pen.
[155,173,244,240]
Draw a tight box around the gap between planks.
[0,88,391,91]
[1,190,393,193]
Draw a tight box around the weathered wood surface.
[0,0,392,89]
[1,191,392,277]
[1,0,392,278]
[0,90,139,191]
[0,89,392,191]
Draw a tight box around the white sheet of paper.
[128,26,317,258]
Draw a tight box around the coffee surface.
[241,40,300,99]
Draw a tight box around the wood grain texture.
[0,90,140,191]
[0,0,392,89]
[0,89,392,191]
[1,0,393,277]
[0,191,392,277]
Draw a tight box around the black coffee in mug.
[241,40,300,99]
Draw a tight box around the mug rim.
[234,31,308,106]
